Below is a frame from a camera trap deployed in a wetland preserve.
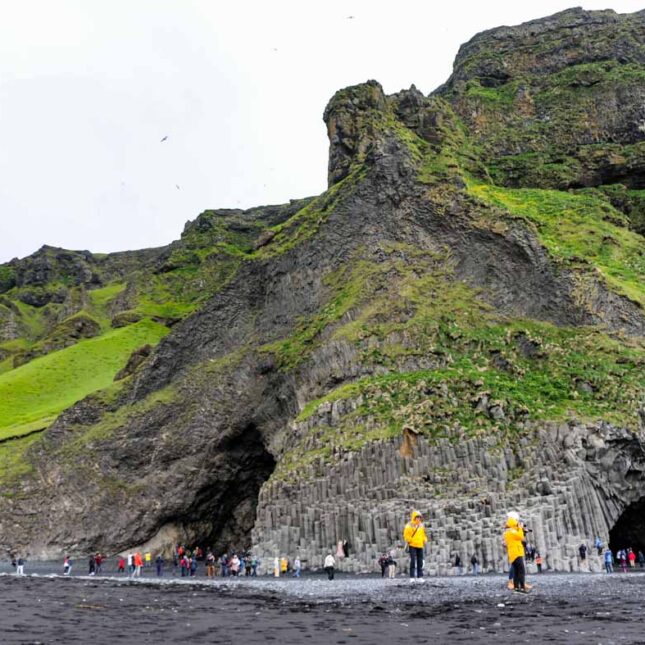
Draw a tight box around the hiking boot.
[514,587,530,594]
[507,580,514,590]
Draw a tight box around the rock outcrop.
[0,9,643,570]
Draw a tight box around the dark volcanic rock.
[0,9,643,569]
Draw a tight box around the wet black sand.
[1,568,644,644]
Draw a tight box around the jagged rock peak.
[442,8,645,89]
[323,80,387,186]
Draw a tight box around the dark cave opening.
[177,422,276,554]
[609,497,645,554]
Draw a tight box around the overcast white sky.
[0,1,642,262]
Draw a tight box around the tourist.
[619,549,627,573]
[604,548,613,573]
[504,511,529,593]
[127,553,134,575]
[578,543,587,562]
[155,554,164,577]
[245,556,252,577]
[336,541,345,561]
[190,556,197,577]
[95,553,103,575]
[342,540,350,558]
[230,554,240,576]
[206,551,215,577]
[403,510,427,579]
[594,536,603,556]
[280,556,288,575]
[378,553,388,577]
[470,553,480,575]
[220,554,229,577]
[180,555,189,577]
[251,556,259,577]
[324,552,335,580]
[133,552,143,577]
[387,551,397,578]
[88,554,96,576]
[535,552,544,573]
[273,556,280,577]
[16,556,25,575]
[638,550,645,569]
[63,556,72,576]
[628,548,636,568]
[117,557,126,574]
[454,554,463,575]
[293,557,302,578]
[144,552,152,568]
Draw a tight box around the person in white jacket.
[324,553,335,580]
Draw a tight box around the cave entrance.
[609,496,645,554]
[180,422,276,554]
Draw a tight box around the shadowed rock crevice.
[609,496,645,553]
[148,422,277,554]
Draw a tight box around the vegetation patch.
[0,318,169,441]
[469,182,645,307]
[276,320,644,480]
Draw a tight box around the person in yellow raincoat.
[403,510,427,578]
[504,513,529,593]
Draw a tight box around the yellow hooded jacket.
[503,517,525,563]
[403,511,428,549]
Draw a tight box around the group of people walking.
[10,511,644,587]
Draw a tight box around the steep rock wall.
[253,418,645,573]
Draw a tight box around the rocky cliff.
[0,8,644,572]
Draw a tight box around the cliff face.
[0,8,644,571]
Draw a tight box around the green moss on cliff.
[0,318,169,441]
[469,182,645,307]
[276,320,644,480]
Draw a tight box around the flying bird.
[160,136,168,142]
[347,15,355,19]
[176,185,180,190]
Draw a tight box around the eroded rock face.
[439,8,645,195]
[253,421,645,573]
[0,9,644,565]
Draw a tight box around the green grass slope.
[0,318,168,440]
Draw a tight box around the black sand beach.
[1,566,644,644]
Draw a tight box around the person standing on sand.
[470,554,479,575]
[273,556,280,577]
[16,556,25,575]
[88,554,96,576]
[403,510,427,579]
[118,557,126,574]
[604,549,613,573]
[229,554,240,576]
[133,552,143,577]
[293,557,302,578]
[156,554,164,577]
[638,550,645,568]
[504,512,529,593]
[63,556,72,576]
[324,552,335,580]
[535,552,544,573]
[387,552,397,578]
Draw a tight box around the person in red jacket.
[133,552,143,577]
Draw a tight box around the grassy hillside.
[0,318,168,440]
